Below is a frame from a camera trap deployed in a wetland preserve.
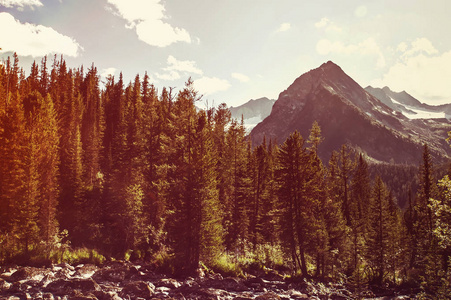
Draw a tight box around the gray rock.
[9,267,46,282]
[45,278,100,294]
[156,278,182,289]
[255,291,281,300]
[120,281,154,299]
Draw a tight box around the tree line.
[1,54,450,295]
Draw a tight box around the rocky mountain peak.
[250,62,451,164]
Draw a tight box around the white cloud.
[101,67,117,78]
[314,17,342,33]
[156,55,202,81]
[0,0,42,8]
[231,72,250,82]
[399,38,438,60]
[397,42,408,53]
[193,77,231,95]
[373,39,451,104]
[354,5,368,18]
[276,23,291,33]
[316,37,385,68]
[155,70,181,81]
[0,12,82,57]
[165,55,202,75]
[106,0,192,47]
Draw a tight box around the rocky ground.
[0,261,414,299]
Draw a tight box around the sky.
[1,0,451,107]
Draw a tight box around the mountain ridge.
[250,61,451,164]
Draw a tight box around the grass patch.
[51,247,106,265]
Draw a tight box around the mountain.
[229,97,276,131]
[365,86,451,120]
[250,61,451,164]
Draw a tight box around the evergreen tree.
[366,176,390,285]
[223,118,249,252]
[349,154,371,280]
[35,94,60,245]
[276,131,309,276]
[166,79,223,274]
[0,91,31,254]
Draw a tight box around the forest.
[1,54,451,297]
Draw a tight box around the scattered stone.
[120,281,154,299]
[45,278,100,294]
[288,289,309,299]
[156,278,182,289]
[0,263,422,299]
[234,292,254,300]
[42,292,55,300]
[0,278,12,290]
[93,290,123,300]
[9,267,44,282]
[73,265,98,279]
[255,291,281,300]
[92,268,126,283]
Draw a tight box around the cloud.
[155,70,181,81]
[373,39,451,104]
[316,37,385,68]
[193,77,231,95]
[276,23,291,33]
[101,67,117,78]
[156,55,203,81]
[106,0,192,47]
[314,17,342,33]
[0,12,82,57]
[231,72,250,82]
[0,0,42,8]
[165,55,202,75]
[398,37,438,60]
[354,5,368,18]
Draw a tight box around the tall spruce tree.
[276,131,309,276]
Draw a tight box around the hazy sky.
[1,0,451,107]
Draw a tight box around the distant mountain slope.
[229,97,275,130]
[250,61,451,164]
[365,86,451,120]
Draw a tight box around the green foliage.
[209,253,241,277]
[1,54,449,297]
[54,247,106,265]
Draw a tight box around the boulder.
[255,291,281,300]
[42,293,55,300]
[155,278,182,289]
[288,289,309,299]
[73,264,98,279]
[203,277,247,292]
[45,278,100,294]
[0,278,12,290]
[93,290,123,300]
[9,267,46,282]
[120,281,154,299]
[92,262,141,283]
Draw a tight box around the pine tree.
[166,79,223,274]
[35,94,60,245]
[366,176,390,285]
[276,131,309,276]
[349,154,371,280]
[338,145,355,226]
[223,118,249,252]
[410,144,439,277]
[0,91,32,254]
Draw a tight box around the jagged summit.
[250,62,451,164]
